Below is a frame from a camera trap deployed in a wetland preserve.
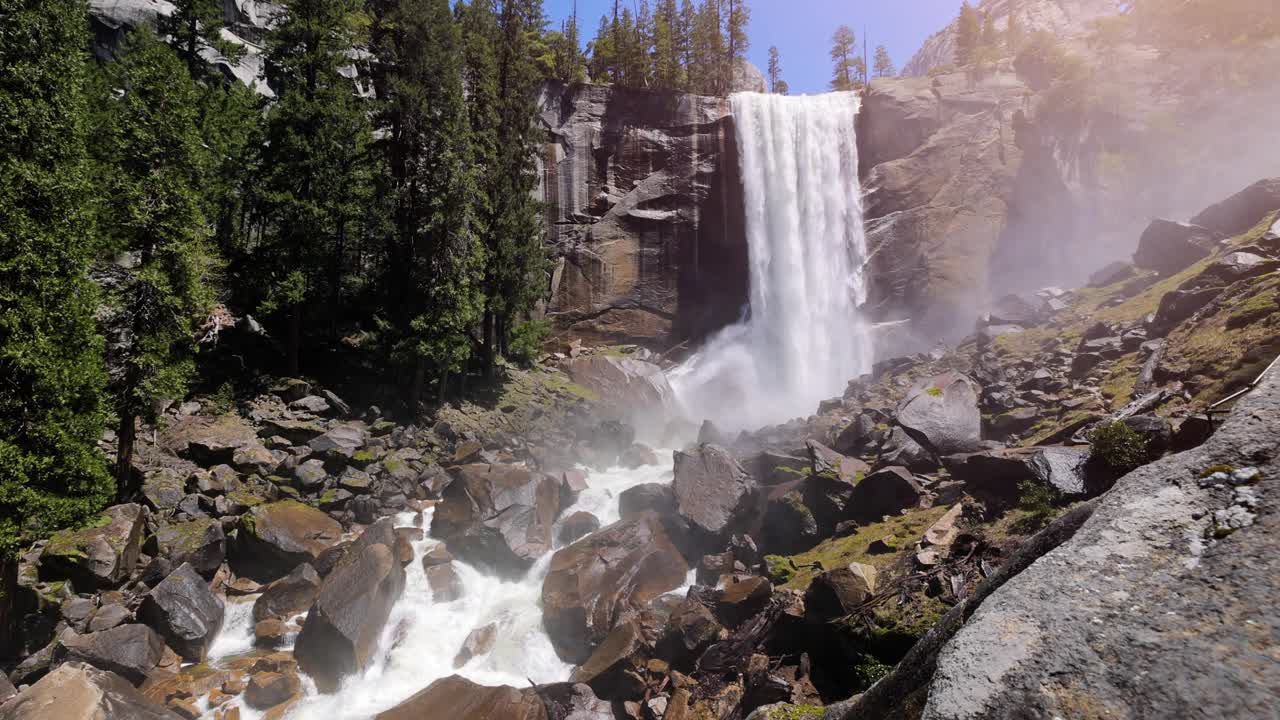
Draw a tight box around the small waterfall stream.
[670,91,872,431]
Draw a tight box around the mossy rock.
[39,504,145,590]
[764,555,796,585]
[754,705,825,720]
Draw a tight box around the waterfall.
[670,92,872,431]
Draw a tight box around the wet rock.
[569,620,648,701]
[40,503,146,590]
[421,544,453,568]
[232,500,342,582]
[751,451,810,485]
[672,444,758,551]
[138,563,224,662]
[896,372,982,455]
[620,443,660,469]
[943,445,1094,501]
[373,674,546,720]
[558,469,590,509]
[56,624,166,685]
[847,466,924,523]
[563,356,676,434]
[254,618,289,649]
[542,513,690,664]
[244,670,302,710]
[453,623,498,667]
[558,511,602,545]
[619,483,677,517]
[425,562,462,602]
[253,563,322,622]
[154,518,225,576]
[0,662,181,720]
[578,420,636,468]
[430,463,561,578]
[294,519,407,693]
[1133,219,1218,276]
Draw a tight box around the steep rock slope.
[538,82,748,350]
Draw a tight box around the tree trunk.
[482,308,496,380]
[409,355,427,420]
[288,301,302,377]
[438,368,450,403]
[115,412,136,501]
[0,554,16,662]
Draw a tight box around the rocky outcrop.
[538,82,747,350]
[542,513,690,664]
[294,519,407,692]
[430,464,561,577]
[896,372,982,456]
[0,662,181,720]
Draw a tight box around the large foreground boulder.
[859,359,1280,720]
[847,466,925,524]
[895,372,982,456]
[374,674,547,720]
[430,463,561,577]
[563,355,676,432]
[542,512,689,664]
[232,500,343,581]
[0,663,180,720]
[672,444,758,551]
[1189,177,1280,237]
[39,503,145,590]
[138,562,224,662]
[294,518,407,692]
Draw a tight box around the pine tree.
[724,0,750,91]
[371,0,485,411]
[873,44,896,77]
[955,1,982,65]
[258,0,374,376]
[548,10,586,83]
[1007,1,1025,53]
[158,0,245,79]
[981,10,999,48]
[0,0,114,604]
[689,0,724,94]
[588,13,615,82]
[830,25,860,91]
[677,0,696,84]
[96,27,215,497]
[653,0,682,89]
[767,45,782,93]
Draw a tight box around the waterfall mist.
[670,92,872,433]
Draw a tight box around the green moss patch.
[779,505,951,591]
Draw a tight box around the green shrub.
[208,381,236,415]
[508,319,551,367]
[1017,478,1059,529]
[1088,421,1149,473]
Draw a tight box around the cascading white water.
[200,457,689,720]
[670,92,872,431]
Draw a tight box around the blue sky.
[544,0,967,94]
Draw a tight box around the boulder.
[542,513,690,664]
[847,467,924,523]
[254,618,290,649]
[0,662,181,720]
[563,355,676,431]
[658,597,723,668]
[1088,260,1136,287]
[259,419,325,445]
[760,484,820,555]
[88,603,131,633]
[558,511,602,545]
[1189,177,1280,237]
[307,423,367,455]
[752,451,810,485]
[138,563,224,662]
[232,500,342,582]
[374,674,546,720]
[569,620,648,701]
[619,443,660,469]
[618,483,677,518]
[141,470,186,513]
[879,426,938,472]
[943,445,1094,501]
[805,564,877,621]
[453,623,498,667]
[426,562,462,602]
[39,503,145,590]
[253,562,322,622]
[293,459,328,491]
[245,669,302,710]
[716,576,773,627]
[154,518,225,576]
[895,372,982,456]
[1132,219,1218,276]
[430,463,561,577]
[55,624,166,685]
[294,518,407,692]
[672,444,758,550]
[806,440,869,485]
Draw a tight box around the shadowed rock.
[138,562,224,662]
[0,662,181,720]
[431,463,561,577]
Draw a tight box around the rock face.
[918,369,1280,718]
[39,503,145,590]
[671,444,757,550]
[542,513,690,664]
[430,464,561,577]
[375,674,547,720]
[0,662,181,720]
[895,372,982,456]
[138,563,224,662]
[538,82,747,350]
[232,500,343,581]
[294,518,407,693]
